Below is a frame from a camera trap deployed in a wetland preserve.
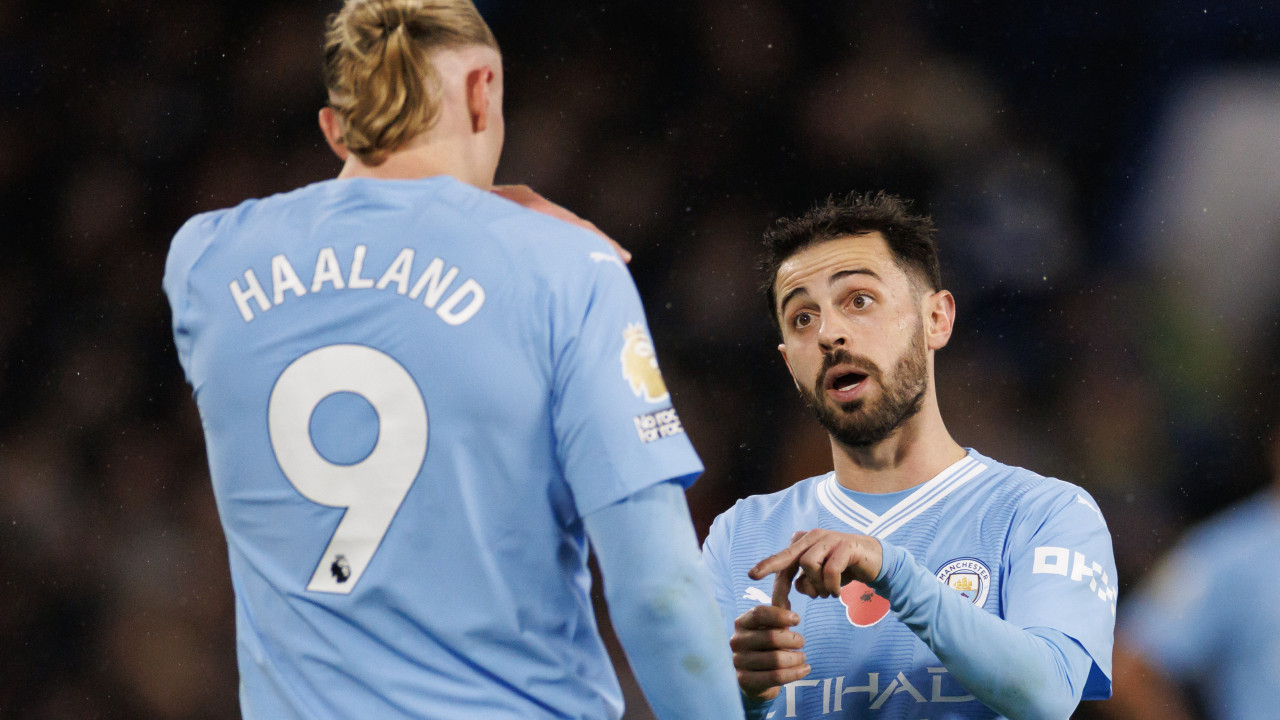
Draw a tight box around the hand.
[749,529,883,608]
[729,604,809,703]
[490,184,632,263]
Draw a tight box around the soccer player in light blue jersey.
[702,193,1117,719]
[162,1,742,718]
[1106,422,1280,720]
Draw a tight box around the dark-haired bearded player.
[702,192,1116,719]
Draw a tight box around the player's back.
[164,175,671,719]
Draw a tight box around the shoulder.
[1128,493,1279,627]
[169,206,235,257]
[1172,491,1280,561]
[708,475,828,542]
[165,181,320,275]
[732,474,826,518]
[164,206,241,300]
[970,451,1109,530]
[439,182,625,272]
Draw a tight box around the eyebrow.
[831,268,881,285]
[778,286,810,313]
[777,268,882,313]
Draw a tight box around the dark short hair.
[760,191,941,327]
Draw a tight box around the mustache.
[815,348,882,389]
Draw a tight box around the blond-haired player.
[163,1,741,717]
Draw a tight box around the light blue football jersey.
[1122,492,1280,720]
[164,175,703,720]
[703,450,1116,719]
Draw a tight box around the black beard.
[798,333,929,448]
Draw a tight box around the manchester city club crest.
[934,558,991,607]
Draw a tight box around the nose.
[817,313,848,353]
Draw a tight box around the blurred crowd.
[2,1,1278,717]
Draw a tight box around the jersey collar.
[816,453,987,539]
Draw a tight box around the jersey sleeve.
[1002,485,1118,699]
[873,539,1096,718]
[549,248,703,518]
[163,211,223,383]
[702,508,741,640]
[585,482,746,720]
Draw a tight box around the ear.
[777,343,802,392]
[924,290,956,351]
[465,66,495,133]
[318,107,349,162]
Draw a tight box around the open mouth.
[827,370,868,393]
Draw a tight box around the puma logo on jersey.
[743,587,772,604]
[1075,493,1107,525]
[589,251,624,267]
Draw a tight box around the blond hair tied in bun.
[322,0,497,166]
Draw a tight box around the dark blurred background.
[3,0,1279,717]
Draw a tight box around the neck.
[829,391,966,494]
[337,137,494,189]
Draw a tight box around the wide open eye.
[850,293,875,310]
[792,311,814,329]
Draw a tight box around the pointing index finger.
[749,549,787,581]
[749,532,817,610]
[749,530,814,581]
[771,560,799,610]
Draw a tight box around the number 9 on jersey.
[268,344,428,594]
